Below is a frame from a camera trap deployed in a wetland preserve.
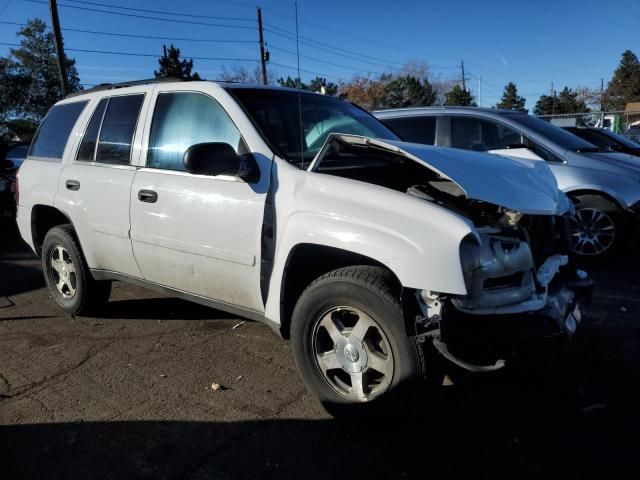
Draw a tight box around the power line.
[65,26,255,44]
[0,20,255,43]
[268,45,379,75]
[23,0,256,29]
[52,0,253,21]
[264,23,405,67]
[65,46,258,62]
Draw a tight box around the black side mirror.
[183,142,258,181]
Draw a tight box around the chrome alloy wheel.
[569,208,616,256]
[48,245,77,299]
[312,306,394,402]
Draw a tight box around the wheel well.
[31,205,72,256]
[566,190,623,211]
[279,244,402,339]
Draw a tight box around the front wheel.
[290,266,421,416]
[569,194,625,258]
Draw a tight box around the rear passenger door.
[57,88,150,277]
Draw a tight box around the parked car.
[375,107,640,258]
[563,126,640,157]
[16,81,591,414]
[0,141,28,221]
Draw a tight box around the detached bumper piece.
[435,276,592,372]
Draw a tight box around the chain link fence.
[538,111,640,144]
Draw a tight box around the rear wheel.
[291,266,422,417]
[42,224,111,315]
[569,194,624,258]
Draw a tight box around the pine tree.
[605,50,640,110]
[383,75,436,108]
[1,18,81,123]
[533,86,588,115]
[155,45,201,81]
[308,77,338,95]
[276,76,308,90]
[444,85,476,106]
[496,82,527,112]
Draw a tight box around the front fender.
[264,171,476,323]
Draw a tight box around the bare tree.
[219,64,277,84]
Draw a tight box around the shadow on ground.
[94,297,233,321]
[1,371,636,480]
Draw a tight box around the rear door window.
[382,116,437,144]
[77,98,108,161]
[29,101,88,159]
[449,116,521,151]
[95,95,144,165]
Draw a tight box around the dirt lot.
[1,222,639,479]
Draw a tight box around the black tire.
[42,224,111,315]
[290,265,422,417]
[569,194,625,259]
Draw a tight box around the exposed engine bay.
[312,134,592,372]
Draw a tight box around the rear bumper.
[439,278,592,367]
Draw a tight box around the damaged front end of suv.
[312,135,593,373]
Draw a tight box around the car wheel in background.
[569,194,624,258]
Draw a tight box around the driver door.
[129,86,267,313]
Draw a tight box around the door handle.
[65,180,80,191]
[138,189,158,203]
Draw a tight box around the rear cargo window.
[29,101,88,159]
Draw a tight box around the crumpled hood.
[311,135,569,215]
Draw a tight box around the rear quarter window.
[29,101,88,159]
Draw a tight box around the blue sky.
[1,0,639,108]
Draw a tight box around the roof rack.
[65,77,186,98]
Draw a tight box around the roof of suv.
[374,106,524,118]
[66,78,324,99]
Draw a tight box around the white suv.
[16,80,591,415]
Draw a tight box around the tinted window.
[450,116,521,151]
[382,116,436,144]
[504,113,595,151]
[148,92,242,171]
[229,88,397,166]
[95,95,144,165]
[29,101,87,159]
[523,137,563,162]
[77,98,108,161]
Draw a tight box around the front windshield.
[504,112,597,152]
[229,87,399,166]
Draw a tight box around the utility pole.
[48,0,69,95]
[478,75,482,106]
[551,81,556,115]
[460,60,466,91]
[257,8,268,85]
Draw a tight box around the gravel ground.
[1,222,639,479]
